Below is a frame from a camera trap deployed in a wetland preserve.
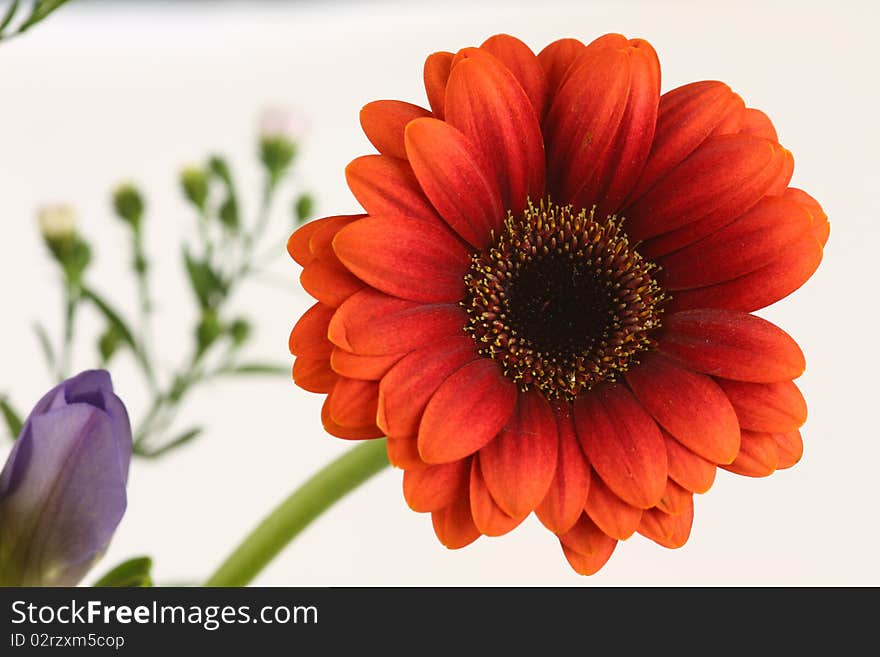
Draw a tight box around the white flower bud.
[37,204,77,241]
[259,106,305,142]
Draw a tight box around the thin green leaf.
[183,248,226,310]
[135,427,202,459]
[32,321,56,370]
[93,556,153,587]
[18,0,70,32]
[0,1,20,35]
[80,286,155,382]
[80,287,137,351]
[218,362,290,376]
[0,397,24,440]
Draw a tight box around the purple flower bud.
[0,370,131,586]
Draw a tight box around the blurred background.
[1,0,878,585]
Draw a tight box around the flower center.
[462,199,666,400]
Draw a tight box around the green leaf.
[294,193,314,224]
[0,397,24,440]
[218,362,290,376]
[0,1,21,35]
[80,287,137,352]
[98,323,124,364]
[183,248,227,310]
[208,156,239,231]
[81,286,154,384]
[93,556,153,587]
[218,196,239,231]
[136,427,202,459]
[13,0,70,35]
[32,322,56,371]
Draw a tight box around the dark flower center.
[462,199,666,400]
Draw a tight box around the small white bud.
[37,204,77,240]
[258,106,305,142]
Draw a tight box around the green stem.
[204,439,390,587]
[58,284,77,381]
[133,234,157,390]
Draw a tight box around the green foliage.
[180,166,209,211]
[80,287,138,355]
[45,234,91,286]
[295,193,314,224]
[183,249,227,311]
[112,183,145,231]
[196,310,223,355]
[260,136,297,187]
[0,397,24,441]
[0,0,71,42]
[227,318,251,346]
[98,323,124,364]
[92,556,153,587]
[24,114,313,460]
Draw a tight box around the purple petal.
[1,404,127,586]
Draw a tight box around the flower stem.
[204,438,390,587]
[58,283,77,381]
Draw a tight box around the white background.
[1,0,877,585]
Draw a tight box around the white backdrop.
[1,0,877,585]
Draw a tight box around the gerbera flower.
[288,33,828,574]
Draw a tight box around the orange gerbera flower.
[288,33,828,575]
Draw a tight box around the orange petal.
[377,336,477,439]
[627,135,786,249]
[558,514,617,576]
[300,258,364,307]
[308,214,363,267]
[659,309,806,383]
[536,404,591,534]
[480,34,549,118]
[345,155,442,223]
[328,289,466,356]
[626,353,741,465]
[423,51,454,119]
[292,356,337,393]
[738,107,778,142]
[721,429,779,477]
[418,359,517,464]
[330,349,402,381]
[469,456,526,536]
[386,435,427,470]
[327,377,379,429]
[479,389,558,518]
[784,187,829,247]
[773,430,803,469]
[663,429,716,494]
[405,117,504,249]
[638,501,694,549]
[403,458,470,512]
[431,494,480,549]
[288,217,330,266]
[333,215,470,303]
[628,81,745,203]
[657,478,692,516]
[570,38,661,217]
[445,48,544,215]
[715,378,807,433]
[289,302,334,358]
[583,471,643,540]
[536,37,586,99]
[359,100,431,160]
[544,44,631,203]
[320,395,383,440]
[665,230,823,314]
[574,382,667,508]
[658,196,812,290]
